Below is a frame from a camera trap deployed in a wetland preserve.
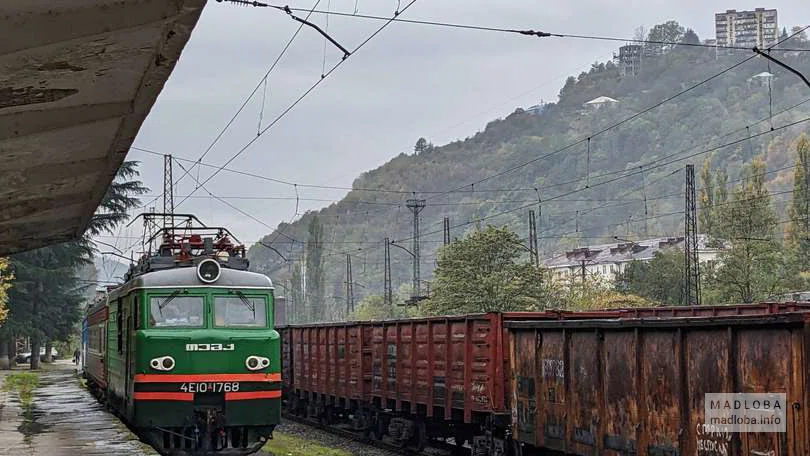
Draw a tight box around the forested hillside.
[248,22,810,320]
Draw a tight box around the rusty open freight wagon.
[507,313,810,456]
[279,312,617,449]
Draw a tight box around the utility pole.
[528,210,539,268]
[345,254,354,316]
[384,238,392,306]
[163,154,174,230]
[406,199,426,297]
[804,149,810,271]
[642,171,649,237]
[580,259,587,284]
[684,164,701,306]
[443,217,450,245]
[300,258,308,322]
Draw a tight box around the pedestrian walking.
[73,349,80,365]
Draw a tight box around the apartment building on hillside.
[715,8,778,49]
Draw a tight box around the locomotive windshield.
[214,296,267,327]
[149,295,205,327]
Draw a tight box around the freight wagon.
[279,303,810,455]
[507,313,810,455]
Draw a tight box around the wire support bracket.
[753,46,810,89]
[283,6,351,60]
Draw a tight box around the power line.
[394,115,810,244]
[425,26,810,201]
[132,86,807,201]
[174,0,419,209]
[160,0,326,206]
[259,6,810,53]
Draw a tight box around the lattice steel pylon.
[684,164,701,306]
[163,154,174,229]
[406,199,426,297]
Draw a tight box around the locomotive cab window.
[149,295,205,328]
[214,295,267,327]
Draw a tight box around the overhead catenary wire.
[140,0,326,212]
[252,5,810,52]
[129,89,809,202]
[425,25,810,202]
[393,115,810,244]
[175,0,420,209]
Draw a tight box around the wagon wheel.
[510,440,524,456]
[408,420,427,452]
[370,414,386,441]
[452,432,468,455]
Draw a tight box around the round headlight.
[197,259,221,283]
[245,355,269,371]
[150,356,175,371]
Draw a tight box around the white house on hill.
[584,96,618,109]
[544,235,722,283]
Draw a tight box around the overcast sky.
[111,0,809,259]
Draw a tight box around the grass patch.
[263,431,353,456]
[3,372,39,405]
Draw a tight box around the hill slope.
[248,32,810,318]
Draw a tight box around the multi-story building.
[715,8,778,49]
[543,235,723,284]
[614,44,643,77]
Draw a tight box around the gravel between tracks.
[260,420,401,456]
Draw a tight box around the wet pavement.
[0,360,158,456]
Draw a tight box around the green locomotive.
[83,216,280,455]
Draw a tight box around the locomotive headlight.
[150,356,175,371]
[245,355,270,371]
[197,258,221,284]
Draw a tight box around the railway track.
[280,412,468,456]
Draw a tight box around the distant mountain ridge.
[248,28,810,316]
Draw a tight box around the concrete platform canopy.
[0,0,207,255]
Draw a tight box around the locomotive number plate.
[180,382,239,393]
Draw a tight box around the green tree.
[290,261,305,323]
[699,159,715,236]
[422,226,553,315]
[563,275,652,310]
[0,259,12,325]
[681,28,700,45]
[350,294,412,321]
[786,134,810,271]
[305,216,325,322]
[615,251,684,306]
[715,168,728,205]
[712,159,786,303]
[647,20,685,54]
[414,137,432,155]
[0,161,147,369]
